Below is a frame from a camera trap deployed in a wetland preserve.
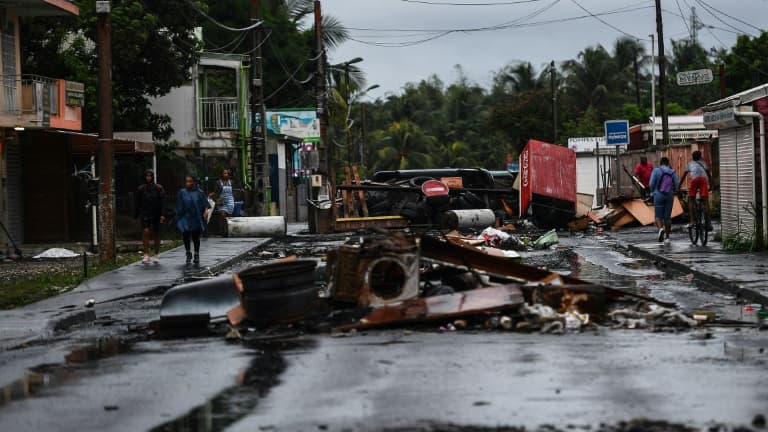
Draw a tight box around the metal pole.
[251,0,269,216]
[719,63,726,98]
[649,33,656,148]
[616,145,621,197]
[345,65,352,167]
[314,1,336,230]
[360,103,367,167]
[655,0,670,146]
[90,154,98,251]
[595,139,600,206]
[96,1,114,264]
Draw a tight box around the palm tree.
[372,120,435,171]
[613,37,647,106]
[493,62,543,95]
[562,45,621,119]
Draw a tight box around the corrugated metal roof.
[704,83,768,111]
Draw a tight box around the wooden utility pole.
[550,60,557,143]
[96,1,114,264]
[250,0,269,215]
[654,0,670,146]
[633,49,641,106]
[314,0,336,229]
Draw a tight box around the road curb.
[4,239,272,351]
[617,241,768,305]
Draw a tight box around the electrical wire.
[181,0,262,32]
[692,0,756,36]
[207,32,248,53]
[570,0,646,41]
[674,0,692,37]
[348,4,653,47]
[697,16,768,78]
[695,0,763,33]
[401,0,544,5]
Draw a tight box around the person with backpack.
[135,169,166,264]
[649,157,680,244]
[176,175,211,264]
[679,150,713,231]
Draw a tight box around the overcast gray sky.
[322,0,766,97]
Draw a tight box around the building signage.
[676,69,714,86]
[65,81,85,107]
[703,108,743,129]
[604,120,630,146]
[266,110,319,142]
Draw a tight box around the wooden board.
[612,211,637,228]
[352,166,369,217]
[620,199,655,226]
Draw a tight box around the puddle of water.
[150,338,312,432]
[0,337,130,407]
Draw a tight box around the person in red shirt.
[633,156,654,197]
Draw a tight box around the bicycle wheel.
[688,221,699,245]
[698,206,709,246]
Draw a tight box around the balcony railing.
[1,74,59,120]
[199,97,240,131]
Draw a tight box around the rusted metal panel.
[338,285,525,331]
[421,235,584,285]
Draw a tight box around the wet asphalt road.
[1,233,767,431]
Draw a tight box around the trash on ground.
[33,248,81,259]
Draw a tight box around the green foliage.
[721,32,768,95]
[21,0,202,139]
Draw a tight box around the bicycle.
[679,189,708,246]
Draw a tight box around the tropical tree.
[371,120,436,171]
[613,37,647,106]
[562,45,622,120]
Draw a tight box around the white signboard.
[677,69,714,86]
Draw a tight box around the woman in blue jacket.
[175,175,211,264]
[648,157,680,244]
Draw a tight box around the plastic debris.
[33,248,80,259]
[532,229,559,249]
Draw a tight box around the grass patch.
[0,240,181,310]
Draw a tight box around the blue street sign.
[604,120,630,146]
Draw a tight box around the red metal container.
[519,139,577,226]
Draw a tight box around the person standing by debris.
[176,175,211,264]
[209,169,235,235]
[649,157,679,244]
[633,156,654,197]
[679,151,713,232]
[135,169,166,264]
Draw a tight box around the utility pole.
[633,48,641,106]
[550,60,557,143]
[654,0,670,146]
[650,33,656,147]
[360,103,367,166]
[314,1,336,228]
[690,6,698,44]
[96,1,114,264]
[250,0,268,215]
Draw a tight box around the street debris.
[569,196,684,232]
[609,305,699,329]
[33,248,81,259]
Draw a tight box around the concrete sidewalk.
[611,226,768,305]
[0,237,269,351]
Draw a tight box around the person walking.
[209,169,235,235]
[648,157,680,244]
[679,150,713,231]
[633,156,654,197]
[176,175,210,264]
[135,169,166,264]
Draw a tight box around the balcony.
[199,97,241,132]
[0,75,83,131]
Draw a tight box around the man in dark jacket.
[135,169,166,263]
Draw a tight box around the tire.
[688,224,698,245]
[408,176,434,188]
[368,200,392,217]
[697,204,708,246]
[399,201,431,224]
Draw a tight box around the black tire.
[458,191,484,209]
[408,176,434,188]
[697,205,708,246]
[688,224,698,245]
[400,201,431,224]
[368,200,392,217]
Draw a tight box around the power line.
[698,16,768,79]
[674,0,692,38]
[349,3,653,47]
[692,0,756,36]
[401,0,544,5]
[570,0,645,41]
[347,2,650,33]
[695,0,763,33]
[181,0,263,32]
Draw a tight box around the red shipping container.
[519,139,577,217]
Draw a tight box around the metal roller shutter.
[719,125,755,241]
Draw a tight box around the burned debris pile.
[155,226,710,339]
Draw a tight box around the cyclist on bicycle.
[679,150,712,232]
